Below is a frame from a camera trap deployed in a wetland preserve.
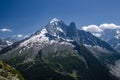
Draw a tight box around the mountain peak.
[69,22,76,28]
[50,18,59,24]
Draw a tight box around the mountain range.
[0,18,120,80]
[0,37,16,51]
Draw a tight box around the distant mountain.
[0,37,16,51]
[100,29,117,41]
[100,29,120,52]
[0,18,120,80]
[0,61,24,80]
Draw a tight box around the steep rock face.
[0,61,24,80]
[0,18,119,80]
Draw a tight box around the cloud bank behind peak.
[82,23,120,33]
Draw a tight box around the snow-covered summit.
[50,18,59,25]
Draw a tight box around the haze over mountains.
[100,29,120,52]
[82,24,120,52]
[0,18,120,80]
[0,37,16,50]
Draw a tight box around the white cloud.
[13,35,16,38]
[23,35,29,38]
[82,25,102,32]
[13,34,29,39]
[92,33,101,37]
[82,23,120,33]
[99,23,120,30]
[81,23,120,37]
[0,28,12,32]
[17,34,23,38]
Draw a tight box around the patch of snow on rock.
[114,34,120,39]
[56,27,64,33]
[20,28,49,48]
[6,40,13,46]
[50,18,59,25]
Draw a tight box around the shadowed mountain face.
[0,18,120,80]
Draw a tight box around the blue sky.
[0,0,120,39]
